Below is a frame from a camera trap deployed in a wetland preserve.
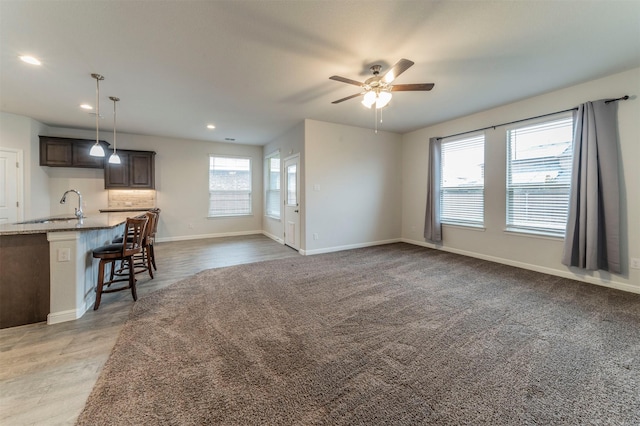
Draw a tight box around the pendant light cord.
[95,78,100,144]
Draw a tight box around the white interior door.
[283,154,300,250]
[0,149,20,224]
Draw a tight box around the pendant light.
[108,96,121,164]
[89,73,105,157]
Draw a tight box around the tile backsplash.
[108,190,156,209]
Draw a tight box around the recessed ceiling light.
[207,124,216,129]
[80,104,93,110]
[19,55,41,66]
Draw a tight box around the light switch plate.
[630,258,640,270]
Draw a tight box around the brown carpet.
[77,243,640,425]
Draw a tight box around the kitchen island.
[0,213,131,328]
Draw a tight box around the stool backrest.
[123,216,148,257]
[149,208,160,238]
[142,211,157,245]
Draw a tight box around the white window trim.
[208,154,253,218]
[439,132,485,228]
[504,113,573,237]
[264,150,281,221]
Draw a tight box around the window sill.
[265,215,281,221]
[207,214,254,219]
[442,223,486,232]
[503,228,564,241]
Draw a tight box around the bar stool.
[112,211,157,279]
[92,216,148,310]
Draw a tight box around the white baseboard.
[47,309,82,325]
[401,238,640,294]
[301,238,402,256]
[156,230,263,243]
[262,231,284,245]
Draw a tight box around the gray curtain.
[424,137,442,242]
[562,99,621,273]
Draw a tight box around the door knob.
[294,209,299,213]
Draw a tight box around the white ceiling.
[1,1,639,145]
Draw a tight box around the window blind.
[208,156,252,217]
[506,116,573,236]
[440,134,485,226]
[265,154,280,219]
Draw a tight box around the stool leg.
[149,244,157,271]
[128,255,138,301]
[94,259,106,310]
[145,247,154,279]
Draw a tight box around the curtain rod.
[437,95,630,141]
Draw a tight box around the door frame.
[0,147,24,223]
[283,153,300,251]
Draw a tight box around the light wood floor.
[0,234,300,425]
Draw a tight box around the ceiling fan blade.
[329,75,364,87]
[391,83,435,91]
[382,58,414,84]
[331,92,363,104]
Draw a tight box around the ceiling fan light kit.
[330,58,434,131]
[362,90,392,109]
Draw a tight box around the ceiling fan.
[329,58,434,109]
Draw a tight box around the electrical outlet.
[188,223,194,229]
[57,248,71,262]
[631,258,640,270]
[313,233,319,240]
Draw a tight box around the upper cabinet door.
[39,136,107,168]
[104,150,155,189]
[73,142,106,168]
[104,151,130,188]
[128,152,155,188]
[40,138,72,167]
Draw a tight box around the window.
[287,163,297,206]
[208,156,252,217]
[506,115,573,236]
[265,152,280,219]
[440,134,485,226]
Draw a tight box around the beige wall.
[401,67,640,292]
[0,112,50,219]
[304,119,402,254]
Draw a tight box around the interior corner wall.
[0,112,50,219]
[401,67,640,293]
[304,119,402,255]
[262,121,305,244]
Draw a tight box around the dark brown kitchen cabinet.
[39,136,109,168]
[104,149,155,189]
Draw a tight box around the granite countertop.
[0,213,133,236]
[98,207,155,213]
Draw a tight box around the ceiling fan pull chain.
[375,107,378,134]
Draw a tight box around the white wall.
[36,126,265,241]
[304,119,402,254]
[0,112,50,219]
[262,121,305,243]
[402,67,640,293]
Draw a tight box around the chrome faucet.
[60,189,84,220]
